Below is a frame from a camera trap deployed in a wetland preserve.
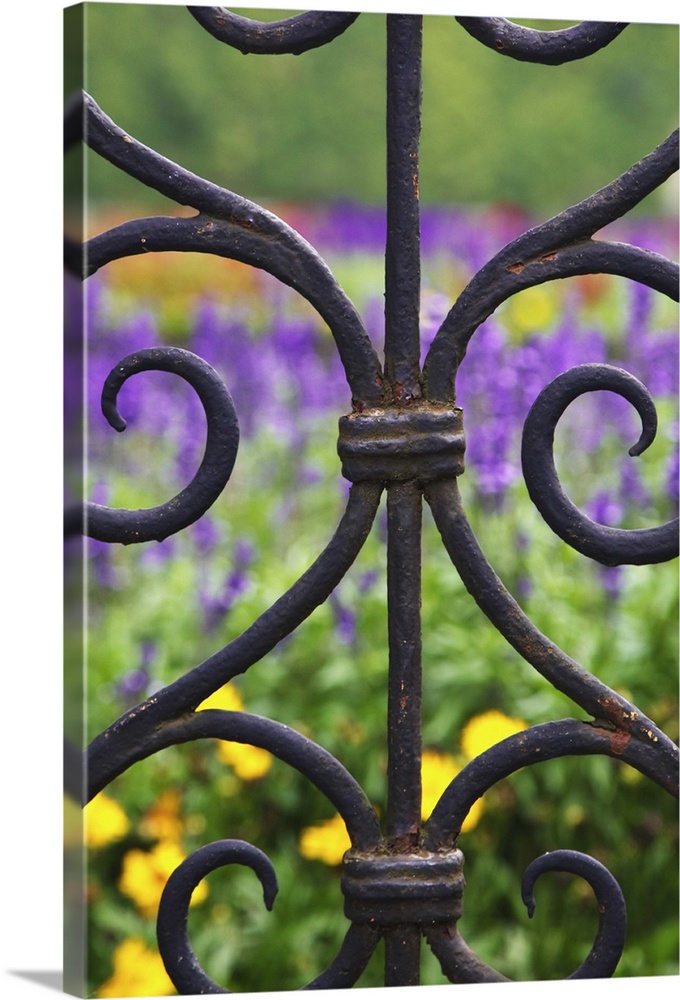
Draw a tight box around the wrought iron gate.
[64,7,679,993]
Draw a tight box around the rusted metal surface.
[337,407,465,483]
[64,8,678,991]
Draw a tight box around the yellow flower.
[421,749,483,832]
[299,814,351,866]
[506,284,558,336]
[119,840,208,917]
[216,740,273,781]
[460,709,528,761]
[139,789,184,842]
[84,792,130,849]
[197,684,244,713]
[421,749,458,820]
[96,937,176,997]
[198,684,273,781]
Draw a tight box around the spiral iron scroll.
[65,9,679,992]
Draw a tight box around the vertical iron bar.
[384,923,423,987]
[386,480,423,843]
[384,13,423,402]
[385,481,423,987]
[383,14,424,986]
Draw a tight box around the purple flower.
[627,281,653,337]
[140,537,176,568]
[599,564,623,602]
[588,490,624,527]
[117,667,150,703]
[79,203,678,608]
[314,201,386,254]
[87,309,161,437]
[329,591,356,646]
[619,458,651,514]
[233,538,255,566]
[189,303,264,437]
[116,642,156,705]
[192,516,222,555]
[358,569,380,593]
[200,538,255,632]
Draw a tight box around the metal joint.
[338,406,465,484]
[341,849,465,926]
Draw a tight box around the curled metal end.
[67,346,240,544]
[521,363,679,565]
[101,373,128,432]
[157,839,278,994]
[521,849,627,979]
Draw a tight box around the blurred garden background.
[65,5,678,996]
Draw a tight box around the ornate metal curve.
[426,848,627,982]
[521,363,679,565]
[157,838,382,992]
[422,128,679,401]
[455,17,629,64]
[96,709,384,992]
[75,91,384,410]
[65,8,679,992]
[186,6,360,54]
[64,346,240,543]
[157,839,280,993]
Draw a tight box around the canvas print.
[64,4,679,996]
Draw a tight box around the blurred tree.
[80,6,678,214]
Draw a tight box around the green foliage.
[83,402,678,992]
[79,6,678,213]
[72,9,679,990]
[76,199,679,991]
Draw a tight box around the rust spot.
[400,696,408,712]
[599,695,633,730]
[234,215,259,232]
[540,253,557,263]
[495,39,505,50]
[608,727,631,755]
[394,382,404,402]
[507,262,525,274]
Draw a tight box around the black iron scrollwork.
[521,363,679,565]
[455,17,629,64]
[64,346,240,543]
[66,8,678,992]
[187,6,360,54]
[157,840,279,994]
[426,848,627,982]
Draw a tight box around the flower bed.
[69,201,678,994]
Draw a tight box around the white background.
[1,1,677,998]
